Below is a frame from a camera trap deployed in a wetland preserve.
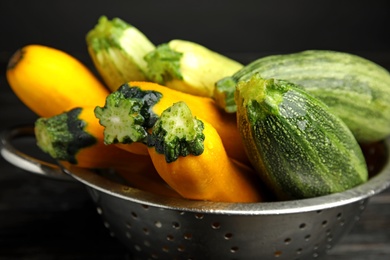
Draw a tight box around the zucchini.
[34,106,151,169]
[6,44,110,118]
[146,101,263,203]
[215,50,390,143]
[86,16,156,91]
[235,74,368,200]
[144,39,243,97]
[94,81,250,165]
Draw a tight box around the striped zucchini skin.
[217,50,390,143]
[235,74,368,200]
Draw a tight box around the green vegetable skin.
[35,107,96,163]
[215,50,390,143]
[235,74,368,200]
[86,16,156,91]
[94,84,160,145]
[144,39,243,97]
[147,101,205,163]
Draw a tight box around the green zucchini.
[215,50,390,143]
[235,74,368,200]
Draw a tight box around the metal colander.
[2,125,390,260]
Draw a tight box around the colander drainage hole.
[211,222,221,229]
[230,246,239,253]
[134,244,142,252]
[96,207,103,215]
[184,233,193,240]
[131,212,138,219]
[177,245,185,252]
[274,250,282,257]
[172,222,180,229]
[167,234,174,241]
[299,223,306,229]
[224,233,233,240]
[284,238,291,244]
[195,213,204,219]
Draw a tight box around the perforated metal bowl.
[2,125,390,260]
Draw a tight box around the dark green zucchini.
[235,74,368,200]
[215,50,390,143]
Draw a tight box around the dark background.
[0,1,390,259]
[1,0,389,66]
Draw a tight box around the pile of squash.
[6,16,390,203]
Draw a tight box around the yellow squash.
[34,106,151,169]
[95,81,250,164]
[147,102,264,203]
[6,44,110,117]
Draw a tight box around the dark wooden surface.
[1,52,390,260]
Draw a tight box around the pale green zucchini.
[86,16,156,91]
[144,39,243,97]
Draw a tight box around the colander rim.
[62,138,390,215]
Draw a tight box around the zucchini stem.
[35,107,96,164]
[147,101,205,163]
[94,83,162,144]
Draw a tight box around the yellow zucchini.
[94,81,250,164]
[6,44,109,117]
[34,106,150,169]
[147,102,264,202]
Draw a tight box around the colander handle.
[0,125,74,181]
